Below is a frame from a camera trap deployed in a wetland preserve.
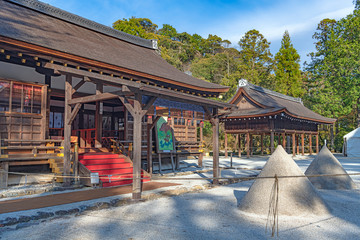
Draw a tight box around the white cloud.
[215,2,353,45]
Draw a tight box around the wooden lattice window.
[0,80,42,114]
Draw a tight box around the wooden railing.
[0,139,79,188]
[175,141,203,154]
[72,129,95,148]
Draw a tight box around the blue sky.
[41,0,354,65]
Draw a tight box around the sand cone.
[305,145,356,190]
[239,146,330,216]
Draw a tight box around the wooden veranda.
[0,0,233,199]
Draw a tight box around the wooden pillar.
[40,85,48,140]
[292,133,296,156]
[282,133,286,149]
[301,133,305,156]
[296,135,299,155]
[198,124,203,167]
[147,116,153,175]
[309,134,313,155]
[224,132,228,158]
[95,83,103,148]
[270,131,274,153]
[316,134,319,154]
[131,93,143,200]
[286,135,291,154]
[119,94,156,200]
[260,133,264,155]
[212,117,220,185]
[238,134,241,157]
[45,75,51,139]
[246,132,250,158]
[250,134,254,156]
[63,75,73,186]
[0,162,9,189]
[185,119,189,141]
[330,124,334,151]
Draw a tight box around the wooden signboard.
[155,117,175,153]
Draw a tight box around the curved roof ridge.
[6,0,156,49]
[246,82,303,104]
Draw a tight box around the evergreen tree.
[274,30,304,97]
[305,2,360,150]
[238,29,274,87]
[112,17,157,39]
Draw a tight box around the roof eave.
[0,36,228,94]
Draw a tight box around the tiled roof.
[227,82,336,124]
[0,0,229,93]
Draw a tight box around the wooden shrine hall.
[222,79,336,157]
[0,0,232,199]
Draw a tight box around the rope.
[266,174,279,237]
[1,169,360,181]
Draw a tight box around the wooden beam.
[118,96,135,116]
[71,79,87,94]
[42,63,232,108]
[143,96,157,111]
[203,106,213,121]
[309,134,312,155]
[68,103,82,125]
[224,129,318,135]
[316,134,319,154]
[43,62,141,88]
[69,92,119,105]
[141,85,232,109]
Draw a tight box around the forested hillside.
[113,1,360,152]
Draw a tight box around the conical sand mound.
[305,145,357,190]
[239,146,331,216]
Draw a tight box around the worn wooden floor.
[0,182,180,214]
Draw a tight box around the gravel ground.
[0,153,359,240]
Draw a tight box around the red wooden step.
[80,158,127,165]
[78,153,120,160]
[79,152,151,188]
[85,163,132,171]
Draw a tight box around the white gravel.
[0,153,359,240]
